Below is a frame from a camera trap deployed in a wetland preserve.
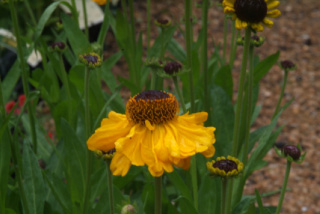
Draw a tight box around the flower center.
[234,0,267,23]
[126,90,179,125]
[213,159,238,173]
[83,54,99,64]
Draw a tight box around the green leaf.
[2,61,20,102]
[0,127,11,213]
[34,1,62,42]
[22,143,45,214]
[209,86,234,156]
[167,171,192,202]
[60,119,86,205]
[61,13,91,56]
[177,197,198,214]
[168,38,186,62]
[148,26,177,58]
[253,51,280,85]
[232,197,255,214]
[255,189,264,214]
[213,64,233,99]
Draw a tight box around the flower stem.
[9,0,38,154]
[185,0,195,113]
[173,76,187,113]
[273,71,288,119]
[222,15,228,64]
[106,161,114,214]
[70,0,79,26]
[229,21,238,70]
[201,0,209,114]
[146,0,151,51]
[59,54,73,124]
[243,44,254,165]
[82,0,89,38]
[221,179,228,214]
[231,27,251,157]
[154,176,162,214]
[82,67,93,214]
[276,161,292,214]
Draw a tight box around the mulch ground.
[126,0,320,213]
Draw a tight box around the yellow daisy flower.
[207,156,243,178]
[87,90,216,177]
[222,0,281,32]
[92,0,108,6]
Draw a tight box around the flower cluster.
[5,94,26,115]
[87,90,216,177]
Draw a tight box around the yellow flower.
[222,0,281,31]
[87,90,216,177]
[207,156,243,178]
[92,0,107,5]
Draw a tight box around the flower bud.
[164,62,182,75]
[50,42,66,52]
[280,60,296,72]
[154,18,171,28]
[121,204,136,214]
[79,52,102,68]
[283,145,301,160]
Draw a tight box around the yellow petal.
[235,18,242,30]
[110,153,131,177]
[263,18,274,28]
[224,6,235,15]
[145,120,155,131]
[223,0,235,8]
[267,9,281,18]
[87,111,132,152]
[267,1,280,10]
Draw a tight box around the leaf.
[253,51,280,85]
[167,171,192,202]
[34,1,62,42]
[255,189,264,214]
[232,196,255,214]
[168,38,187,62]
[209,86,234,156]
[177,197,198,214]
[22,143,45,214]
[148,26,177,58]
[213,64,233,99]
[61,13,91,56]
[60,119,86,205]
[2,61,20,102]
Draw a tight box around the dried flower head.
[155,18,172,28]
[50,42,66,52]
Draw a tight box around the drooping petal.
[224,6,235,14]
[267,1,280,10]
[87,111,132,152]
[110,153,131,177]
[267,9,281,18]
[263,18,274,28]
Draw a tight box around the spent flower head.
[94,148,116,160]
[207,156,243,178]
[79,52,102,69]
[155,18,172,28]
[237,35,265,47]
[50,42,66,52]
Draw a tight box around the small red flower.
[5,101,16,113]
[18,94,26,107]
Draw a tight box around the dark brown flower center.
[164,62,182,75]
[234,0,267,23]
[280,60,295,69]
[51,42,66,50]
[156,19,169,25]
[126,90,178,125]
[213,159,238,173]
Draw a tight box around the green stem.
[173,76,187,113]
[201,0,209,114]
[229,22,238,70]
[23,0,37,26]
[59,54,73,124]
[98,1,111,49]
[273,71,288,119]
[146,0,151,51]
[243,44,254,165]
[70,0,79,26]
[221,179,228,214]
[185,0,198,210]
[231,27,251,157]
[222,15,228,64]
[276,161,291,214]
[9,0,38,154]
[82,67,92,214]
[185,0,195,113]
[154,176,162,214]
[82,0,89,38]
[106,161,114,214]
[128,0,138,84]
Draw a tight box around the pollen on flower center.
[234,0,267,23]
[126,90,179,125]
[213,159,238,173]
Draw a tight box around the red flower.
[5,101,16,113]
[18,94,26,107]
